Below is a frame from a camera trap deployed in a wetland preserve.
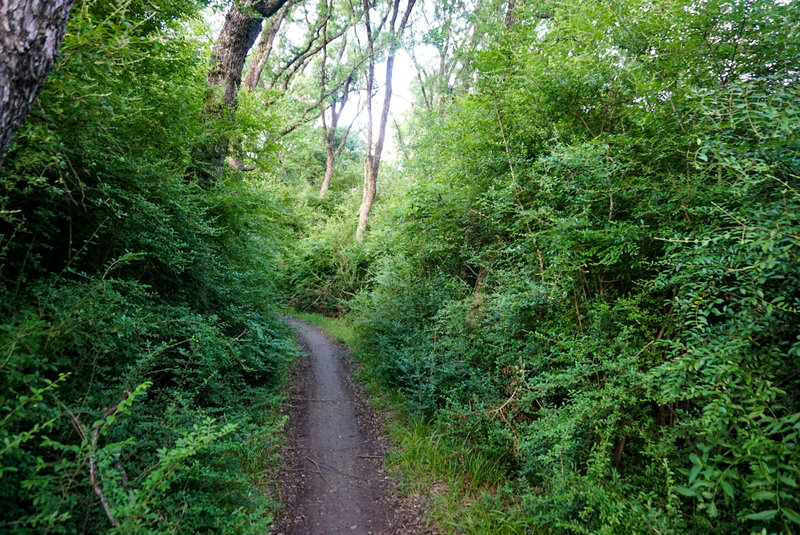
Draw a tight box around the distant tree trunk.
[320,145,336,197]
[206,0,289,171]
[318,13,357,199]
[0,0,74,169]
[320,93,356,199]
[356,0,379,243]
[356,159,377,241]
[242,0,292,92]
[356,0,416,242]
[504,0,519,28]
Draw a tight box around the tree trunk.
[319,145,336,197]
[356,154,377,241]
[242,0,292,92]
[0,0,74,169]
[356,0,416,242]
[206,0,289,171]
[318,15,357,200]
[504,0,519,28]
[356,0,378,243]
[208,0,289,107]
[319,112,356,198]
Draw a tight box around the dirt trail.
[276,320,430,535]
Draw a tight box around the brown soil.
[273,320,436,535]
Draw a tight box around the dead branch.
[87,391,131,529]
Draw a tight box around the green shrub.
[344,0,800,532]
[0,1,297,532]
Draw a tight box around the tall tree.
[242,0,294,92]
[0,0,74,169]
[409,0,487,108]
[206,0,290,169]
[318,5,364,198]
[319,75,358,198]
[263,0,365,138]
[356,0,416,242]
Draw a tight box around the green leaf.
[720,480,734,499]
[783,508,800,525]
[750,490,776,501]
[689,464,701,484]
[707,500,718,518]
[745,510,778,521]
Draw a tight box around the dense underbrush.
[291,1,800,533]
[0,2,297,532]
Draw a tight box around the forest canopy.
[0,0,798,533]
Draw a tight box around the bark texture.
[319,146,336,197]
[504,0,519,28]
[206,0,289,173]
[0,0,74,169]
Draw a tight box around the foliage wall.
[0,1,297,532]
[282,124,375,315]
[325,0,800,532]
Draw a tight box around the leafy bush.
[0,1,297,532]
[342,0,800,532]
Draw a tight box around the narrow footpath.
[276,320,430,535]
